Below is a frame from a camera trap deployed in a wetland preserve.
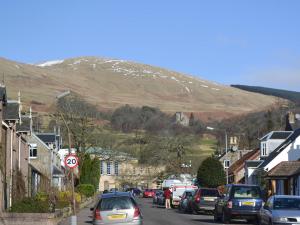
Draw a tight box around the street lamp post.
[206,127,229,184]
[225,131,229,185]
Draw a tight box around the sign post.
[65,154,79,225]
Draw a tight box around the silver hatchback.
[259,195,300,225]
[91,192,143,225]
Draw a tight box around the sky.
[1,1,300,91]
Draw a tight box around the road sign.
[65,154,79,169]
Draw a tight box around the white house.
[259,131,292,159]
[245,129,300,186]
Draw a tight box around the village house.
[86,147,165,191]
[27,132,64,195]
[265,161,300,195]
[228,148,260,184]
[0,88,32,211]
[245,129,300,191]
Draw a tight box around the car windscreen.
[274,198,300,210]
[201,189,219,197]
[232,186,261,199]
[98,196,136,211]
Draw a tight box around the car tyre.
[214,209,220,222]
[222,210,230,224]
[268,219,273,225]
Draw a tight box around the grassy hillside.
[0,56,279,120]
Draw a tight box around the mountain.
[231,85,300,105]
[0,56,279,120]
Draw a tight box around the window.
[114,161,119,176]
[29,144,37,158]
[224,160,230,169]
[262,142,267,156]
[107,161,111,175]
[100,161,104,175]
[232,186,261,199]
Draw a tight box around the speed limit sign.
[65,154,79,169]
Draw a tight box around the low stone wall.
[0,197,94,225]
[0,212,60,225]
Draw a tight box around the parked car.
[153,190,164,204]
[143,189,155,198]
[214,184,263,224]
[259,195,300,225]
[191,188,220,214]
[90,192,143,225]
[178,190,195,213]
[157,191,166,206]
[126,188,142,197]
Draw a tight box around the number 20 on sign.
[65,154,79,169]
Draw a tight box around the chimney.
[289,112,295,124]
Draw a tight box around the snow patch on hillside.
[37,60,64,67]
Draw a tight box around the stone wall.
[0,212,60,225]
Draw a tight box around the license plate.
[242,201,254,206]
[203,197,215,202]
[108,214,126,220]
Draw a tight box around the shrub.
[58,191,81,203]
[197,156,226,188]
[10,197,49,213]
[76,184,95,197]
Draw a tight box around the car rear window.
[98,196,136,211]
[201,189,219,197]
[232,186,261,199]
[186,191,194,197]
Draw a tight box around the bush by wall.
[76,184,95,197]
[10,197,49,213]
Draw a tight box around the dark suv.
[214,184,263,224]
[191,188,220,214]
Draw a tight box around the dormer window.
[29,143,37,158]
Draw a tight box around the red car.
[143,189,156,198]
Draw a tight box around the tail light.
[94,209,102,220]
[133,207,141,219]
[227,201,233,209]
[195,191,201,203]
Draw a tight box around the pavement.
[59,198,249,225]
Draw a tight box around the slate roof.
[245,160,263,168]
[4,101,19,120]
[270,131,293,139]
[36,133,56,143]
[53,166,64,176]
[17,116,31,132]
[228,149,260,174]
[259,128,300,169]
[260,131,292,141]
[267,161,300,177]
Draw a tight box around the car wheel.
[213,209,220,222]
[222,210,230,224]
[268,219,273,225]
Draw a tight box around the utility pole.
[225,131,229,185]
[56,91,77,225]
